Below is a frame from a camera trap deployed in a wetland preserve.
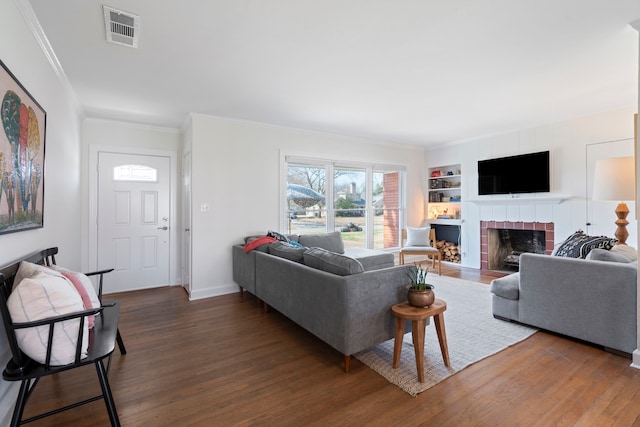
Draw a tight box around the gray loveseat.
[232,232,414,371]
[490,250,637,354]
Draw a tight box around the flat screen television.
[478,151,550,195]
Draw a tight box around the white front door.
[97,152,171,293]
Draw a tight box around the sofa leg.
[239,286,244,297]
[344,355,351,373]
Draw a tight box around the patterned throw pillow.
[15,262,100,328]
[553,230,617,258]
[7,272,89,365]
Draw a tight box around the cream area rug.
[354,275,536,397]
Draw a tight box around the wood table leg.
[433,312,450,367]
[393,316,405,369]
[411,319,427,382]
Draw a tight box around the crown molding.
[14,0,83,115]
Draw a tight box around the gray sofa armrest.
[519,253,637,353]
[255,252,414,356]
[232,244,257,294]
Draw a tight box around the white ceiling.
[26,0,640,147]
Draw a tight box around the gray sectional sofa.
[490,250,637,354]
[232,232,415,371]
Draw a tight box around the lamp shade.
[592,156,635,201]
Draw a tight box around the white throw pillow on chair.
[406,226,430,247]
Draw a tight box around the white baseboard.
[631,349,640,369]
[0,381,19,427]
[188,283,239,301]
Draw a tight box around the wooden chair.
[39,247,126,355]
[0,248,124,426]
[399,228,442,275]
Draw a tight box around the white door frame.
[89,145,179,287]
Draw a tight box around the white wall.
[187,114,425,299]
[426,106,638,268]
[0,1,84,424]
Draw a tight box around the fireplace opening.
[487,228,546,272]
[480,221,554,274]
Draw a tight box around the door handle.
[157,226,169,231]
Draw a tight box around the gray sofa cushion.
[344,248,394,271]
[268,241,307,263]
[611,244,638,262]
[303,247,364,276]
[298,231,345,254]
[490,273,520,300]
[586,248,631,263]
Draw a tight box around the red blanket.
[243,236,276,253]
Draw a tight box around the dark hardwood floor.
[18,263,640,426]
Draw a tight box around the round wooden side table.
[391,298,450,382]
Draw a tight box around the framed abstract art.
[0,59,46,235]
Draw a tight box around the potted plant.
[407,264,435,307]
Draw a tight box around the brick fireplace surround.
[480,221,555,274]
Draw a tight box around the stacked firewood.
[436,240,461,263]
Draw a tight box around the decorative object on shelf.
[430,170,441,177]
[592,156,635,245]
[0,60,46,235]
[407,264,435,307]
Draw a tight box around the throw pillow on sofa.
[585,248,631,263]
[268,241,307,263]
[303,247,364,276]
[298,231,345,254]
[611,244,638,262]
[552,230,617,258]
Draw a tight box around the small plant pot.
[407,288,435,308]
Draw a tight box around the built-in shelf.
[428,164,462,215]
[468,194,571,205]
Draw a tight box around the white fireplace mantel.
[469,193,571,205]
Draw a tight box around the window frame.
[282,155,406,250]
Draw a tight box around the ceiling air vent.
[103,5,140,48]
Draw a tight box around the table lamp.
[592,156,635,245]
